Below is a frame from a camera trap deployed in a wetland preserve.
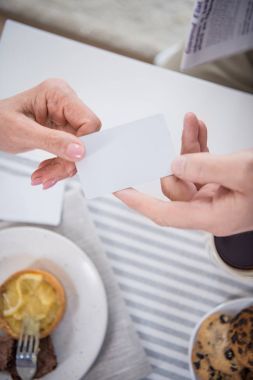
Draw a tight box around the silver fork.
[16,318,39,380]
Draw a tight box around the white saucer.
[0,226,108,380]
[189,297,253,380]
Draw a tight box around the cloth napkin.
[0,151,64,226]
[0,182,151,380]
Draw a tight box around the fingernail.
[66,143,84,160]
[43,179,57,190]
[171,156,186,176]
[31,177,43,186]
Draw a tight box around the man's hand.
[0,79,101,189]
[115,113,253,236]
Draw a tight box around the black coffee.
[214,231,253,270]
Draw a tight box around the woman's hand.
[0,78,101,189]
[115,113,253,236]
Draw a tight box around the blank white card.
[76,114,176,199]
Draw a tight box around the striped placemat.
[87,196,253,380]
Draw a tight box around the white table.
[0,21,252,155]
[0,21,253,380]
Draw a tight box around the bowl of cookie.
[189,297,253,380]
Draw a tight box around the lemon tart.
[0,269,65,338]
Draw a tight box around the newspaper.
[181,0,253,69]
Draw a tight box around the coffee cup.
[206,231,253,279]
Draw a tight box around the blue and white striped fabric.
[87,196,253,380]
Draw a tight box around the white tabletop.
[0,20,252,157]
[0,21,253,380]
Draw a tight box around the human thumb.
[31,124,85,161]
[171,151,250,191]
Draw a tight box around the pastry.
[197,313,242,374]
[229,307,253,370]
[0,269,65,338]
[192,340,240,379]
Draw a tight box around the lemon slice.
[18,273,43,294]
[2,293,23,317]
[3,273,42,317]
[37,283,56,306]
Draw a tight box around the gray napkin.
[0,183,151,380]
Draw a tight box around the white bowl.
[188,297,253,380]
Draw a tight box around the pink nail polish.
[66,143,84,160]
[31,177,43,186]
[43,179,57,190]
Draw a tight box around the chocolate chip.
[248,360,253,366]
[238,347,243,354]
[238,318,247,326]
[240,368,250,380]
[224,348,234,360]
[231,332,238,344]
[194,361,200,369]
[237,332,247,344]
[196,352,204,359]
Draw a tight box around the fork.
[16,318,39,380]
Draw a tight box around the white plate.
[189,297,253,380]
[0,227,108,380]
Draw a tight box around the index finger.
[115,188,213,231]
[35,79,102,136]
[181,113,202,154]
[63,95,102,136]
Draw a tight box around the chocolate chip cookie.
[192,340,241,380]
[197,313,242,374]
[229,306,253,369]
